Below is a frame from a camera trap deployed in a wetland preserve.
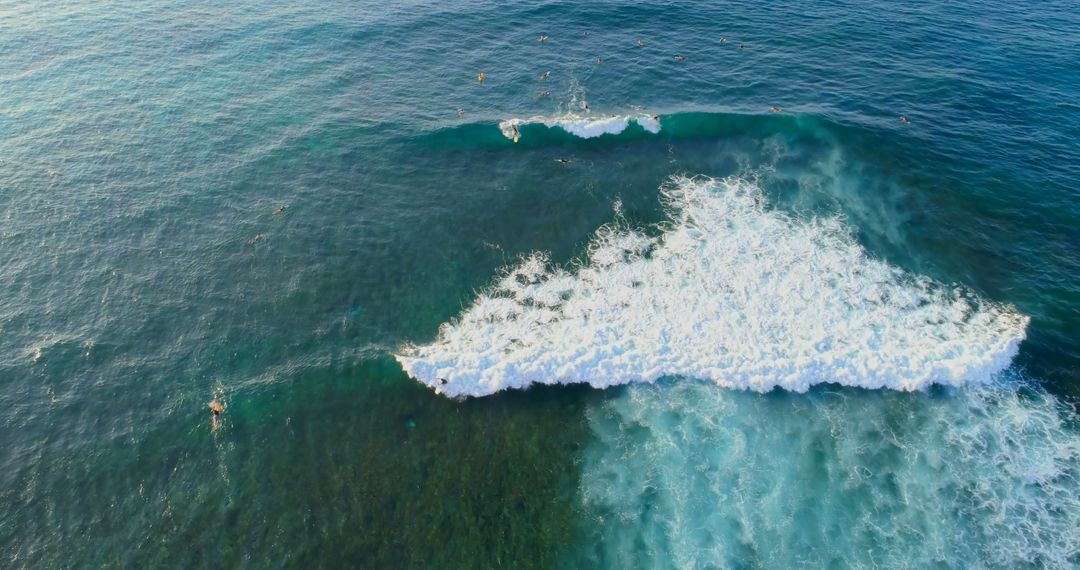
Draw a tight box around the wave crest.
[396,176,1028,397]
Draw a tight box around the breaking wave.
[396,175,1028,397]
[498,113,661,142]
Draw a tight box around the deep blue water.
[1,1,1078,567]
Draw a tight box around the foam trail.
[396,176,1028,397]
[499,114,661,141]
[575,379,1080,568]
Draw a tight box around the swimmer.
[596,57,603,64]
[900,115,911,124]
[637,39,646,47]
[457,108,465,117]
[555,157,572,164]
[272,204,286,215]
[539,91,550,97]
[674,54,687,61]
[770,106,782,113]
[539,71,551,80]
[538,34,549,42]
[477,72,485,83]
[246,233,265,245]
[208,400,224,429]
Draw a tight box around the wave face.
[575,379,1080,569]
[396,176,1028,397]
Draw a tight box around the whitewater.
[396,175,1029,398]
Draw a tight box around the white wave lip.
[396,176,1029,397]
[499,114,661,140]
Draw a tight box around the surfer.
[538,34,549,42]
[457,108,465,117]
[208,400,224,429]
[770,106,782,113]
[272,204,286,215]
[740,43,745,49]
[539,91,550,97]
[477,72,485,83]
[247,233,265,245]
[512,124,520,143]
[555,157,572,164]
[900,115,911,124]
[720,37,728,44]
[637,39,646,47]
[674,54,687,61]
[596,57,603,64]
[438,378,448,385]
[539,71,550,80]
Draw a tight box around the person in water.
[538,34,549,42]
[900,115,911,124]
[556,157,572,164]
[273,204,285,215]
[477,72,485,83]
[209,400,224,429]
[539,71,550,80]
[457,108,465,117]
[512,124,520,143]
[596,57,603,64]
[674,54,687,61]
[637,39,646,47]
[770,106,782,113]
[539,91,550,97]
[247,233,265,245]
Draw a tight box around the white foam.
[575,379,1080,568]
[498,114,661,141]
[396,176,1028,397]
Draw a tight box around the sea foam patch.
[396,176,1028,397]
[574,380,1080,568]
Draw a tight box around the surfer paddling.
[538,34,549,42]
[208,400,224,429]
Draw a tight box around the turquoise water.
[1,1,1078,567]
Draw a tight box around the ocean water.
[1,0,1078,567]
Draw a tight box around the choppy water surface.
[1,1,1078,567]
